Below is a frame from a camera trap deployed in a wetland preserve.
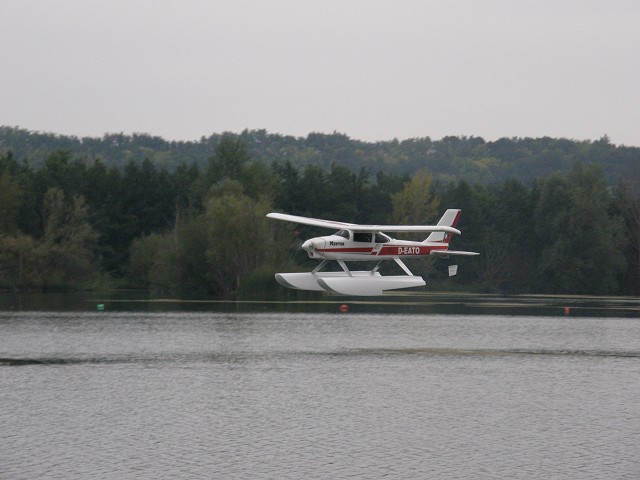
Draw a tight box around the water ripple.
[2,346,639,368]
[2,312,640,479]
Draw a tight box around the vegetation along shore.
[0,127,638,297]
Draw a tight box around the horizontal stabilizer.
[431,250,479,256]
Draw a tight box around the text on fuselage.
[397,246,421,255]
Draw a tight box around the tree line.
[0,134,638,297]
[2,127,639,191]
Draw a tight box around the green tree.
[388,168,441,276]
[205,181,286,295]
[612,183,640,295]
[0,171,22,234]
[129,224,209,296]
[297,164,329,216]
[83,158,124,273]
[481,179,537,292]
[272,160,302,214]
[201,134,251,193]
[129,233,169,290]
[0,233,39,290]
[37,187,100,289]
[391,168,440,226]
[535,163,625,294]
[437,180,496,288]
[0,187,101,291]
[128,179,288,297]
[104,158,177,277]
[173,215,211,296]
[324,162,360,221]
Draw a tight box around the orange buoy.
[339,304,349,313]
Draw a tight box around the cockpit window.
[375,233,391,243]
[335,230,350,239]
[353,232,372,243]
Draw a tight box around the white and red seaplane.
[267,209,479,296]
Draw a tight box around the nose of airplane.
[302,238,325,258]
[302,239,315,252]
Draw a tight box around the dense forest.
[2,126,639,191]
[0,130,638,297]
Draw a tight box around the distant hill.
[1,126,638,188]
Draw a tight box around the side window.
[353,232,372,243]
[375,233,390,243]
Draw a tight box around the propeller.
[302,239,320,253]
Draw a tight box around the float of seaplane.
[266,209,479,296]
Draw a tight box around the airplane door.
[372,232,389,255]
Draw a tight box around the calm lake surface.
[1,310,639,479]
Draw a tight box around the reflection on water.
[1,312,640,479]
[1,291,640,317]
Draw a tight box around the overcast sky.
[2,0,639,146]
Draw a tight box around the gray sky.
[2,0,639,146]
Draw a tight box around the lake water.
[1,310,639,479]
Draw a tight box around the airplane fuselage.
[302,232,448,261]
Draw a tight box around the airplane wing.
[266,213,356,230]
[430,250,479,256]
[266,212,461,235]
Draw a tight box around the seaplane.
[266,209,479,296]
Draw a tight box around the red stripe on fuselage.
[378,245,448,256]
[317,248,373,254]
[318,245,449,256]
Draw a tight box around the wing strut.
[337,260,352,276]
[394,258,415,276]
[312,260,328,273]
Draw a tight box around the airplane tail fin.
[424,209,461,243]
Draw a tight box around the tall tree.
[391,168,440,226]
[0,233,39,290]
[202,134,251,190]
[612,183,640,295]
[484,179,537,292]
[0,170,22,234]
[535,163,625,294]
[38,187,100,289]
[437,180,496,287]
[205,181,286,295]
[388,168,441,276]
